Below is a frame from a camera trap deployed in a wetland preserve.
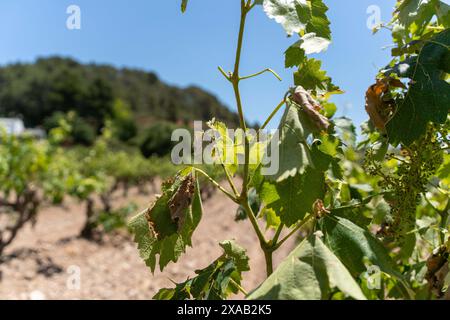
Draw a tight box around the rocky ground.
[0,187,296,300]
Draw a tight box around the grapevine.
[0,0,448,301]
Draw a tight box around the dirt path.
[0,187,296,300]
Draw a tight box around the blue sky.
[0,0,401,128]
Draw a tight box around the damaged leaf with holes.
[128,168,203,272]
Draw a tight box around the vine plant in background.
[364,0,450,298]
[129,0,450,300]
[0,124,95,256]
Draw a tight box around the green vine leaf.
[206,119,242,176]
[258,92,336,226]
[261,167,324,226]
[247,234,366,300]
[305,0,331,39]
[261,0,332,69]
[153,240,249,300]
[261,142,332,226]
[294,58,341,96]
[285,43,306,68]
[128,168,203,272]
[319,215,415,298]
[436,1,450,27]
[437,152,450,184]
[394,0,450,32]
[261,0,331,38]
[299,32,331,54]
[266,101,314,182]
[262,0,311,36]
[385,29,450,145]
[219,240,250,272]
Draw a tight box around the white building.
[0,118,26,135]
[0,118,46,138]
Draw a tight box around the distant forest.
[0,57,241,150]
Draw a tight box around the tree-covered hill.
[0,56,241,137]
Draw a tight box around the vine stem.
[228,1,275,277]
[213,0,294,278]
[264,250,274,276]
[232,1,249,134]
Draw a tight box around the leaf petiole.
[273,214,315,251]
[240,68,282,82]
[260,98,286,130]
[229,278,249,296]
[193,167,239,204]
[272,223,284,246]
[220,163,240,198]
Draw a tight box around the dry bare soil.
[0,187,295,300]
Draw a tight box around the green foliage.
[44,112,97,145]
[259,143,332,226]
[358,0,450,299]
[0,129,80,204]
[248,235,366,300]
[260,0,340,98]
[206,119,243,176]
[365,1,449,244]
[293,58,340,96]
[0,130,77,254]
[97,203,138,233]
[146,0,357,301]
[235,188,260,221]
[320,216,401,279]
[365,124,445,236]
[266,102,314,182]
[261,0,330,40]
[137,0,450,301]
[0,57,241,147]
[110,99,138,142]
[393,0,450,38]
[139,122,179,158]
[251,93,336,226]
[154,240,249,300]
[70,127,177,190]
[385,29,450,145]
[2,0,448,301]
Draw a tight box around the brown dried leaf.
[168,174,195,231]
[426,247,450,299]
[365,78,406,130]
[291,86,331,132]
[313,199,330,218]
